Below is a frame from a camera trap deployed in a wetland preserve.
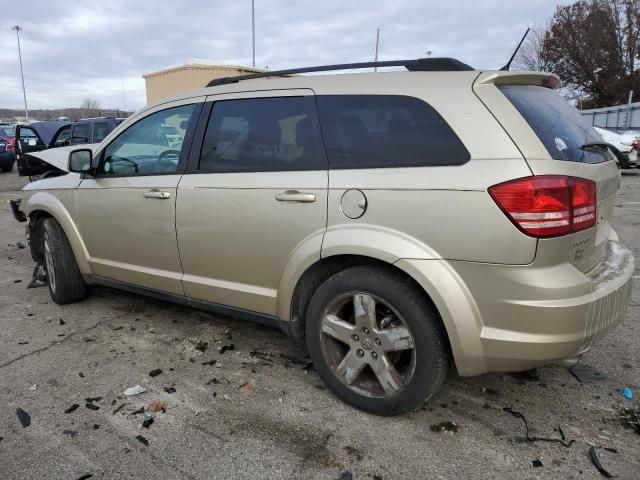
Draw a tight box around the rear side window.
[199,96,326,172]
[92,122,110,142]
[499,85,609,163]
[71,124,90,144]
[316,95,469,169]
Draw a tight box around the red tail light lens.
[489,176,596,238]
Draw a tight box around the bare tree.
[514,24,552,72]
[80,98,101,118]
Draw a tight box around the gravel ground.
[0,169,639,480]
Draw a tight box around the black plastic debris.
[206,378,221,385]
[164,387,176,394]
[589,446,615,478]
[27,263,47,288]
[59,318,66,325]
[532,460,543,468]
[430,421,459,433]
[18,341,29,345]
[219,344,235,354]
[503,408,574,447]
[194,340,208,352]
[92,424,100,430]
[337,471,353,480]
[149,369,163,377]
[16,241,25,249]
[280,353,313,370]
[78,372,85,378]
[85,396,102,403]
[570,364,607,383]
[142,417,154,428]
[16,408,31,428]
[77,474,93,480]
[112,403,128,415]
[618,405,640,434]
[604,447,618,454]
[135,435,149,446]
[13,279,22,284]
[113,326,123,331]
[65,404,80,414]
[85,403,99,411]
[202,359,217,366]
[63,429,78,437]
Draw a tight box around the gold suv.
[11,58,635,415]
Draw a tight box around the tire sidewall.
[305,266,447,415]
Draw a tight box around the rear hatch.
[474,72,620,273]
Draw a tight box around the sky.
[0,0,570,112]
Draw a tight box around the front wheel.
[42,218,87,304]
[305,265,450,415]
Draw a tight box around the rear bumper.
[398,240,634,376]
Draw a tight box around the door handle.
[275,190,316,203]
[143,189,171,199]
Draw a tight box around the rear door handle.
[143,189,171,199]
[275,190,316,203]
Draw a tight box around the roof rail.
[206,57,474,87]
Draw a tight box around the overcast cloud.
[0,0,569,112]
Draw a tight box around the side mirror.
[68,149,93,174]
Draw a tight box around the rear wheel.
[305,265,449,415]
[0,162,13,172]
[42,218,87,304]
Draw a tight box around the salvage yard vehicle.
[0,125,16,172]
[10,58,634,415]
[594,127,637,169]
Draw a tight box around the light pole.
[251,0,255,67]
[12,25,29,123]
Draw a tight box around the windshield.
[0,127,16,138]
[499,85,610,164]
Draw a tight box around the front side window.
[199,96,326,172]
[100,104,195,176]
[316,95,470,169]
[53,126,71,147]
[92,122,110,143]
[71,124,90,145]
[18,127,44,147]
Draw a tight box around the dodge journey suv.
[11,58,634,415]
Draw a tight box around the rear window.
[499,85,610,163]
[316,95,469,169]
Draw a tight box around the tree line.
[516,0,640,109]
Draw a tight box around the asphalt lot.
[0,168,639,480]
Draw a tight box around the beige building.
[143,63,266,104]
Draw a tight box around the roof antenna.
[500,28,530,71]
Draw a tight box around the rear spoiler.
[475,71,560,89]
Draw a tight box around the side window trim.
[95,102,204,178]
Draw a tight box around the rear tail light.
[632,140,639,150]
[489,176,596,238]
[6,143,13,151]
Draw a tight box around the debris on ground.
[85,403,99,411]
[337,471,353,480]
[85,396,102,403]
[59,318,66,326]
[280,353,313,370]
[164,387,176,394]
[78,372,85,378]
[28,384,37,391]
[63,429,78,437]
[503,408,574,447]
[238,382,253,390]
[622,387,633,400]
[223,394,231,401]
[16,241,25,249]
[124,385,146,396]
[149,369,162,377]
[16,408,31,428]
[207,378,221,385]
[135,435,149,446]
[26,263,47,288]
[142,416,154,428]
[531,459,543,468]
[65,404,80,413]
[249,350,275,363]
[589,446,615,478]
[430,421,459,433]
[112,403,128,415]
[618,405,640,434]
[77,474,93,480]
[202,359,216,366]
[509,369,541,383]
[146,401,168,413]
[219,344,235,354]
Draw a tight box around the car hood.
[25,143,100,172]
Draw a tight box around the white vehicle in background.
[594,126,638,168]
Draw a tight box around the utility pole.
[12,26,29,123]
[251,0,256,67]
[374,28,380,72]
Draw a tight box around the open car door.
[16,121,70,176]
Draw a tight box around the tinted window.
[92,122,110,143]
[71,124,91,144]
[100,104,195,176]
[316,95,469,169]
[499,85,609,163]
[199,96,326,172]
[53,126,71,147]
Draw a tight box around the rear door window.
[499,85,609,163]
[316,95,469,169]
[53,126,71,147]
[92,122,110,143]
[199,96,326,172]
[71,124,91,144]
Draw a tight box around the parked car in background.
[0,125,16,172]
[16,117,126,177]
[10,59,634,415]
[594,126,637,168]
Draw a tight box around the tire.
[0,162,13,172]
[42,218,87,304]
[305,265,450,415]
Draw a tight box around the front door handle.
[143,189,171,199]
[275,190,316,203]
